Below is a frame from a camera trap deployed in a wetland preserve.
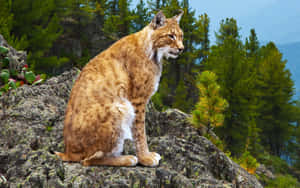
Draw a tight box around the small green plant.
[45,125,53,132]
[235,151,259,174]
[191,71,228,131]
[0,45,46,96]
[0,46,9,54]
[265,175,300,188]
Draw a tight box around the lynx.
[55,10,184,167]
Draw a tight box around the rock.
[0,34,27,72]
[255,164,276,186]
[255,164,275,180]
[0,38,262,187]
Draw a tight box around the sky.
[189,0,300,45]
[132,0,300,45]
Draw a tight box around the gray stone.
[255,164,275,180]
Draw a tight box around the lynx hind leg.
[82,98,137,166]
[54,151,83,162]
[81,154,138,166]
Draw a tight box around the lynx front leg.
[132,102,161,167]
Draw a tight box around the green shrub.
[0,45,45,96]
[258,154,290,175]
[235,151,259,174]
[191,71,228,130]
[266,175,300,188]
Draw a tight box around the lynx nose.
[178,47,184,53]
[177,41,184,54]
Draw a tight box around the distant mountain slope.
[278,42,300,99]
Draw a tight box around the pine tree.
[172,79,191,112]
[295,124,300,169]
[295,100,300,169]
[132,0,150,32]
[191,71,228,131]
[195,13,210,63]
[148,0,165,11]
[216,18,239,45]
[92,0,109,26]
[1,0,73,74]
[245,29,259,58]
[0,0,14,45]
[244,28,263,156]
[205,18,259,155]
[256,42,295,156]
[245,120,262,156]
[118,0,131,36]
[287,99,300,169]
[103,0,120,38]
[103,0,134,38]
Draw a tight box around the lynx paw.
[127,156,138,166]
[138,152,161,167]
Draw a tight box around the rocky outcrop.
[0,68,262,188]
[0,37,262,187]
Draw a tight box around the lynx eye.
[168,34,176,40]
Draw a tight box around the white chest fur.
[151,74,161,97]
[110,98,135,156]
[151,62,162,98]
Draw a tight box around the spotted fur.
[55,10,184,166]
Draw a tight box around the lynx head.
[149,10,184,63]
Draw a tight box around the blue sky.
[190,0,300,45]
[132,0,300,45]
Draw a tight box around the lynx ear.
[151,10,166,29]
[173,10,184,24]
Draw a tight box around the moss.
[165,179,171,184]
[133,181,140,188]
[46,125,53,132]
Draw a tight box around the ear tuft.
[151,10,166,29]
[173,9,184,24]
